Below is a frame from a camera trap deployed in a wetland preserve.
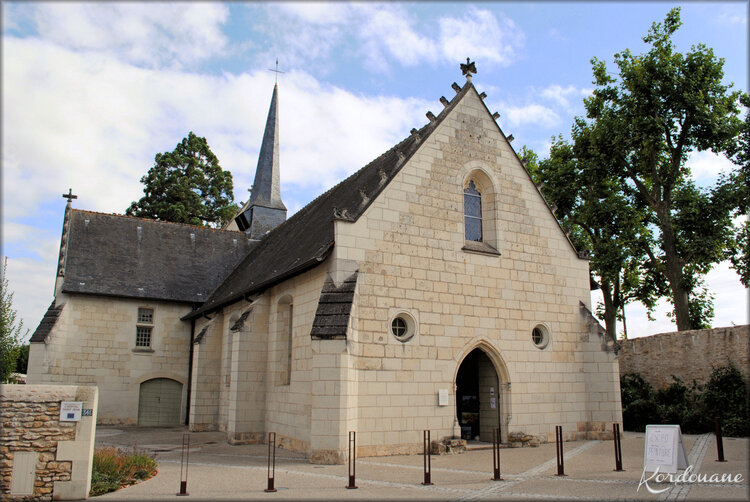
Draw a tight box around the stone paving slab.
[93,428,748,501]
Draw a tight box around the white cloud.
[2,2,21,31]
[438,7,524,67]
[277,2,355,25]
[687,150,736,183]
[30,3,229,69]
[2,255,58,344]
[356,5,438,72]
[502,103,560,128]
[540,84,591,110]
[254,4,524,75]
[715,8,748,26]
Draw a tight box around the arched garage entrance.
[138,378,183,426]
[455,347,509,442]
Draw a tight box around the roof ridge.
[70,209,246,234]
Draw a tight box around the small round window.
[532,324,550,349]
[390,312,416,342]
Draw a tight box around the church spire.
[234,82,287,238]
[248,83,285,211]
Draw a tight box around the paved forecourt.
[95,427,748,501]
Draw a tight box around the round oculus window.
[390,313,416,342]
[532,325,550,349]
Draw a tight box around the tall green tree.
[522,133,660,340]
[127,132,239,228]
[720,95,750,287]
[583,8,746,330]
[1,258,27,382]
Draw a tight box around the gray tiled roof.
[29,301,64,343]
[61,210,256,303]
[185,83,474,319]
[310,272,358,339]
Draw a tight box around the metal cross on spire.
[62,188,78,206]
[268,58,285,84]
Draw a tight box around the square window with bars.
[136,326,152,347]
[138,308,154,324]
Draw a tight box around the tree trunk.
[600,279,619,341]
[656,206,693,331]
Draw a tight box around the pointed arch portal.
[455,346,509,443]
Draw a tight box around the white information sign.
[60,401,83,422]
[438,389,449,406]
[644,425,688,474]
[490,397,496,409]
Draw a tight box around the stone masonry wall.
[27,295,190,425]
[0,384,98,501]
[618,325,749,389]
[333,82,621,455]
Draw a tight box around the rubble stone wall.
[0,384,98,501]
[618,325,749,389]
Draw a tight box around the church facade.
[28,70,621,463]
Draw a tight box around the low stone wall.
[0,384,98,501]
[618,325,749,389]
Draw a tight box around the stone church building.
[28,69,621,463]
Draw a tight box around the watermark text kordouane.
[638,465,744,494]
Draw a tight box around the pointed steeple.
[248,83,285,211]
[234,83,287,238]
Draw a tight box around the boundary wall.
[0,384,98,501]
[618,325,749,389]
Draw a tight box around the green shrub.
[702,363,750,437]
[620,373,659,432]
[620,364,749,436]
[90,446,157,496]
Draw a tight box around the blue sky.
[2,2,748,342]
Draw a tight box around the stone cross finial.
[62,188,78,206]
[460,58,477,77]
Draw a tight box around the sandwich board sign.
[643,425,689,474]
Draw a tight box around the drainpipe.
[185,316,195,426]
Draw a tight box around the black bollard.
[715,418,727,462]
[264,432,277,492]
[347,431,358,489]
[613,423,624,472]
[422,430,433,485]
[176,433,190,496]
[555,426,566,476]
[492,427,504,481]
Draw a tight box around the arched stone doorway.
[455,346,509,443]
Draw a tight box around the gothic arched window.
[464,180,483,242]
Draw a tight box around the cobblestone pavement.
[94,427,748,501]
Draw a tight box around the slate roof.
[185,82,475,320]
[310,272,358,339]
[61,210,256,303]
[30,301,64,343]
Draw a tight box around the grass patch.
[90,446,157,496]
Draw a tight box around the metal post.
[422,430,433,485]
[176,433,190,496]
[555,426,566,476]
[264,432,277,492]
[492,427,504,481]
[613,423,624,471]
[715,418,727,462]
[347,431,358,489]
